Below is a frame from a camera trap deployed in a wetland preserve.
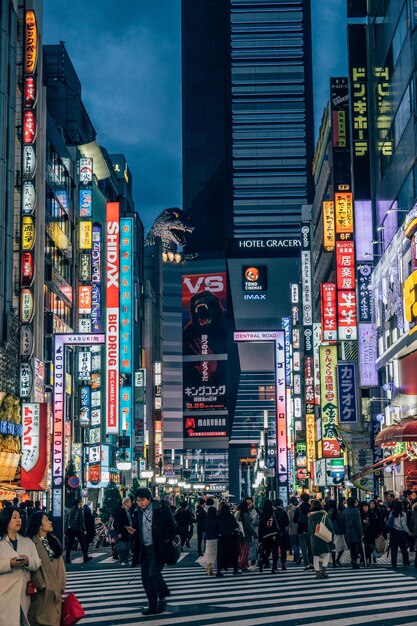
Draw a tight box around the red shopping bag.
[61,592,85,626]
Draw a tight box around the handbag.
[163,535,181,566]
[26,581,38,596]
[385,514,394,532]
[315,517,332,543]
[61,593,85,626]
[375,534,386,552]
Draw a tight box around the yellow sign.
[403,270,417,324]
[21,216,35,250]
[323,201,335,252]
[334,192,354,234]
[25,11,38,74]
[306,414,316,463]
[79,221,92,250]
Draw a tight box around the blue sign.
[120,218,133,374]
[79,188,92,217]
[337,362,358,423]
[119,385,133,461]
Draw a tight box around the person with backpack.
[64,499,91,564]
[293,492,313,570]
[258,499,281,573]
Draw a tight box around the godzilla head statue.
[145,208,194,253]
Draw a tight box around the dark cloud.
[44,1,347,232]
[43,0,181,233]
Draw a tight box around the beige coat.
[28,535,67,626]
[0,534,42,626]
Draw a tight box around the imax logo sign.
[244,294,266,300]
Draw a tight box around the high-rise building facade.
[181,0,315,498]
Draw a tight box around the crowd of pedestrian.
[194,490,417,580]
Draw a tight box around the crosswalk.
[66,563,417,625]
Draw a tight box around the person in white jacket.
[0,506,41,626]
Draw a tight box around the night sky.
[43,0,347,233]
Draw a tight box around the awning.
[351,452,407,481]
[375,420,417,446]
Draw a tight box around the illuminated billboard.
[335,192,354,235]
[183,272,227,437]
[319,346,341,458]
[25,11,38,74]
[320,283,337,341]
[323,201,335,252]
[119,218,133,373]
[106,203,120,434]
[21,403,48,490]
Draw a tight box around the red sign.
[320,283,337,341]
[21,252,34,286]
[336,241,355,290]
[23,110,36,144]
[78,285,92,315]
[21,403,48,490]
[24,76,36,108]
[106,202,120,434]
[337,290,357,340]
[88,464,101,484]
[322,439,342,458]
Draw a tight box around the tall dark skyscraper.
[180,0,315,498]
[182,0,315,249]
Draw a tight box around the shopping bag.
[315,520,332,543]
[26,581,39,595]
[375,535,386,553]
[61,592,85,626]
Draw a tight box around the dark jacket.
[308,511,334,556]
[237,510,257,542]
[293,501,310,534]
[327,507,345,535]
[410,502,417,537]
[175,508,193,535]
[361,508,380,541]
[132,500,177,566]
[258,511,279,542]
[342,506,363,543]
[204,514,219,540]
[115,506,134,542]
[83,505,96,543]
[195,505,207,532]
[65,505,86,533]
[217,511,239,537]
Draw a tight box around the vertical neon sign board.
[119,218,133,374]
[106,203,120,434]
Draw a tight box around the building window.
[258,385,275,401]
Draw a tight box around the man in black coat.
[132,488,177,615]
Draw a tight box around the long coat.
[0,534,41,626]
[307,511,334,556]
[28,535,67,626]
[342,506,363,543]
[132,500,177,566]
